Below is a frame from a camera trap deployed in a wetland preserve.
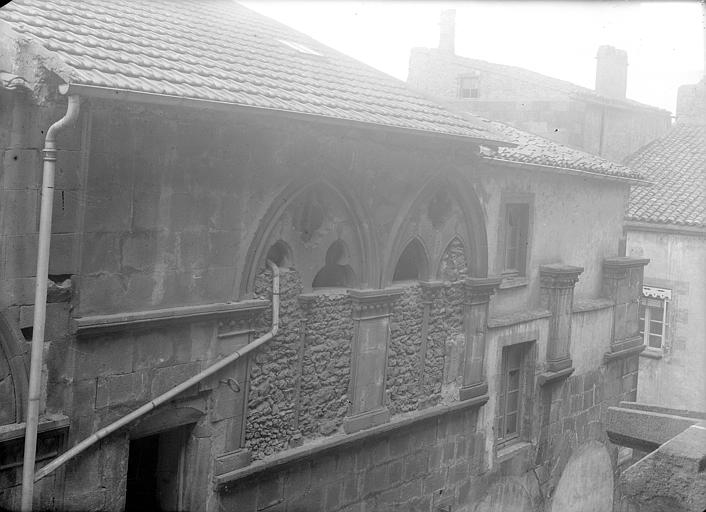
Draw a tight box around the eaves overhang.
[61,82,513,149]
[482,156,651,186]
[624,220,706,237]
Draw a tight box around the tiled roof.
[0,0,503,142]
[474,118,645,181]
[444,53,669,114]
[625,124,706,227]
[0,0,643,182]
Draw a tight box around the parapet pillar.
[459,277,501,401]
[540,264,583,374]
[343,288,403,433]
[602,257,650,360]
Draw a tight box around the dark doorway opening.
[125,425,191,512]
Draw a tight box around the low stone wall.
[220,406,485,512]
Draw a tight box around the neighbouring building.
[0,2,651,511]
[624,78,706,412]
[407,11,672,163]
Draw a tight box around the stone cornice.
[539,264,584,288]
[74,300,269,337]
[463,276,502,305]
[603,257,650,279]
[348,288,405,319]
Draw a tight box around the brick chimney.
[439,9,456,55]
[595,45,628,99]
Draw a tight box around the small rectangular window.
[503,203,529,276]
[639,286,671,349]
[459,76,479,99]
[496,343,532,447]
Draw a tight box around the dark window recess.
[20,326,33,341]
[503,203,530,276]
[312,240,355,288]
[266,240,292,268]
[459,76,480,99]
[126,426,190,512]
[48,274,72,285]
[393,239,426,282]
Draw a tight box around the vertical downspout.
[21,94,80,512]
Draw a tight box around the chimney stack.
[675,80,706,124]
[595,45,628,99]
[439,9,456,55]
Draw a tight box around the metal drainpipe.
[33,260,280,482]
[21,94,81,511]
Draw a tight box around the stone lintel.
[74,300,269,336]
[459,381,488,401]
[464,276,502,304]
[538,366,575,386]
[607,405,700,450]
[539,264,584,288]
[342,407,390,434]
[348,288,404,319]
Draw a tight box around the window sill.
[640,346,664,359]
[498,275,528,290]
[496,441,532,462]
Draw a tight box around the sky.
[242,1,705,114]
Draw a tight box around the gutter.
[482,156,652,186]
[33,260,281,483]
[21,95,81,512]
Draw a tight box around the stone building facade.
[407,11,672,163]
[0,1,651,511]
[624,79,706,412]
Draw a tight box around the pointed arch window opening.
[392,239,428,283]
[312,239,356,289]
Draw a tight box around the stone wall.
[0,90,639,512]
[407,47,671,162]
[246,267,303,459]
[297,292,352,439]
[220,407,486,512]
[387,285,424,414]
[627,229,706,411]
